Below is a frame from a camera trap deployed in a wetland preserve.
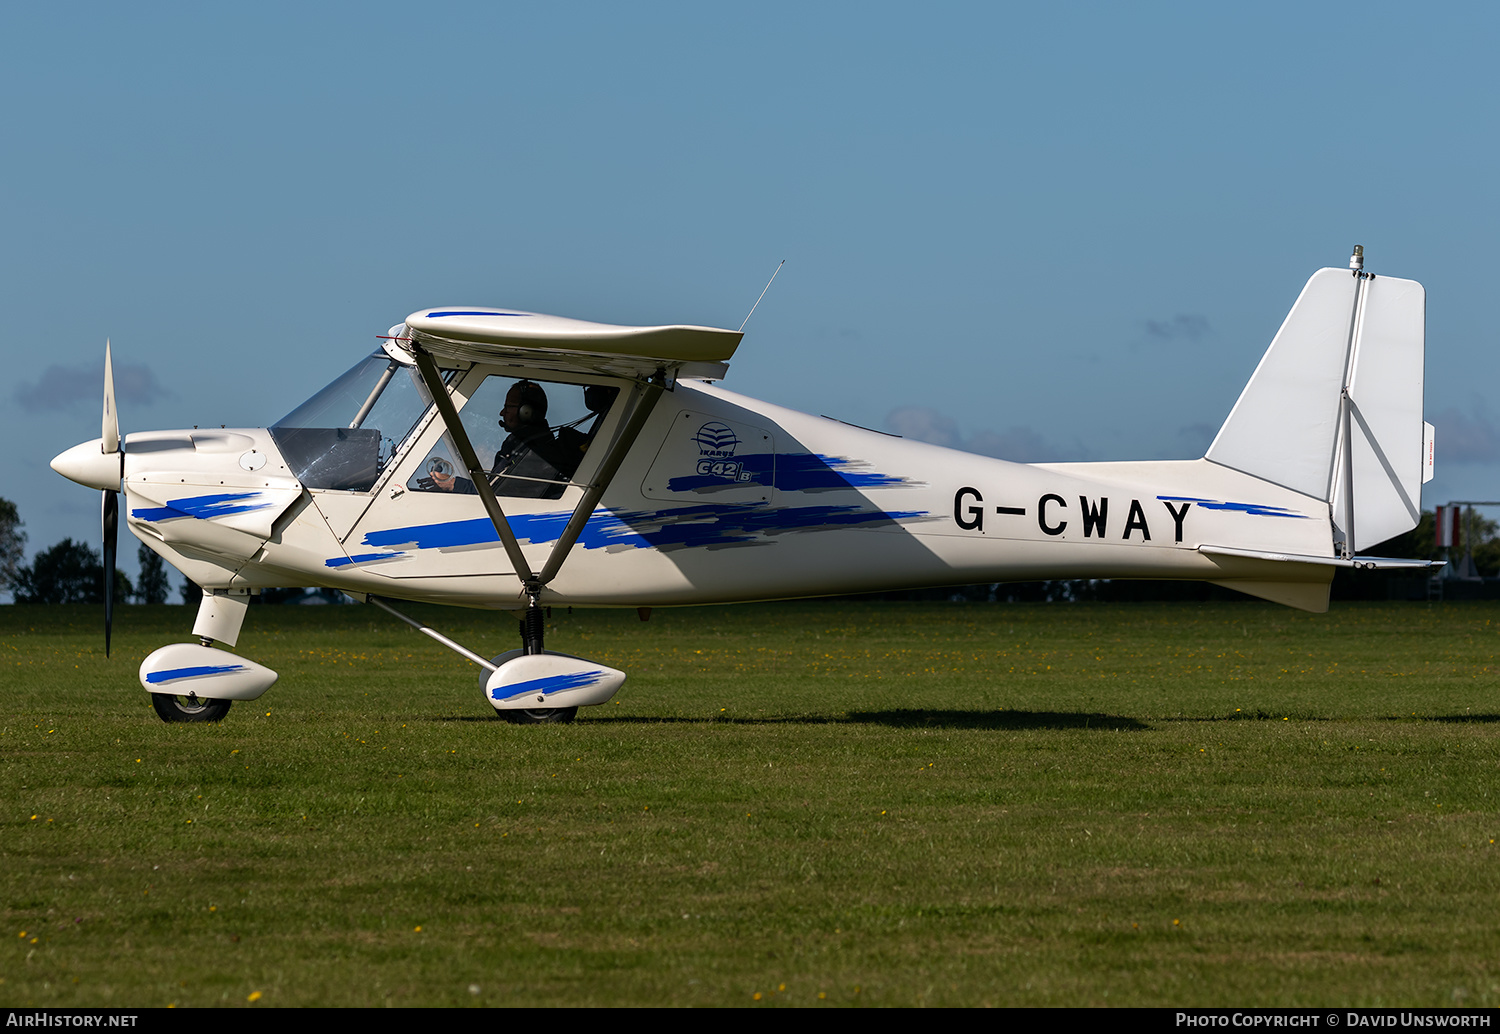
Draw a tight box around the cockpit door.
[331,367,630,580]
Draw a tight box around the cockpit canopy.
[270,352,436,491]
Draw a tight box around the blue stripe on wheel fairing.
[145,664,247,684]
[492,669,604,701]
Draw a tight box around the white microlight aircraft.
[52,247,1438,724]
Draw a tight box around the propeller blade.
[103,489,118,658]
[102,339,119,454]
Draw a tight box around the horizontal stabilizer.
[1200,544,1441,612]
[1201,545,1443,570]
[1194,544,1336,612]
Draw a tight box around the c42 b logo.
[693,422,752,482]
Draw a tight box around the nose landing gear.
[138,590,277,724]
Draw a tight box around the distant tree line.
[1,498,170,604]
[8,538,172,605]
[0,497,338,606]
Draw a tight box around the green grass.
[2,600,1499,1007]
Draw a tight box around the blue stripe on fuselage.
[131,492,270,522]
[1157,495,1309,518]
[360,503,928,554]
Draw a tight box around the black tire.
[500,706,578,725]
[151,693,232,723]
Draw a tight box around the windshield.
[270,352,437,491]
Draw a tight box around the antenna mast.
[739,260,785,333]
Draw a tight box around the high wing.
[397,307,743,381]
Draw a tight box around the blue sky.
[5,3,1499,590]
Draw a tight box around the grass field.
[2,599,1498,1008]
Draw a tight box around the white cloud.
[15,361,172,413]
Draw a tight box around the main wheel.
[500,707,578,725]
[151,693,232,723]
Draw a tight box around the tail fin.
[1206,263,1427,553]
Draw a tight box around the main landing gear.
[360,593,626,723]
[494,598,580,724]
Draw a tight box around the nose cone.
[51,439,122,491]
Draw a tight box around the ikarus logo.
[693,422,751,481]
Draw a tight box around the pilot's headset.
[505,380,549,427]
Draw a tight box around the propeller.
[101,340,121,657]
[103,339,119,453]
[103,489,117,657]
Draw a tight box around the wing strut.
[411,346,536,586]
[410,346,667,656]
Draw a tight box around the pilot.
[426,380,569,498]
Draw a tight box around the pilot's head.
[500,380,548,432]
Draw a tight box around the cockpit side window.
[271,352,446,491]
[409,375,620,500]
